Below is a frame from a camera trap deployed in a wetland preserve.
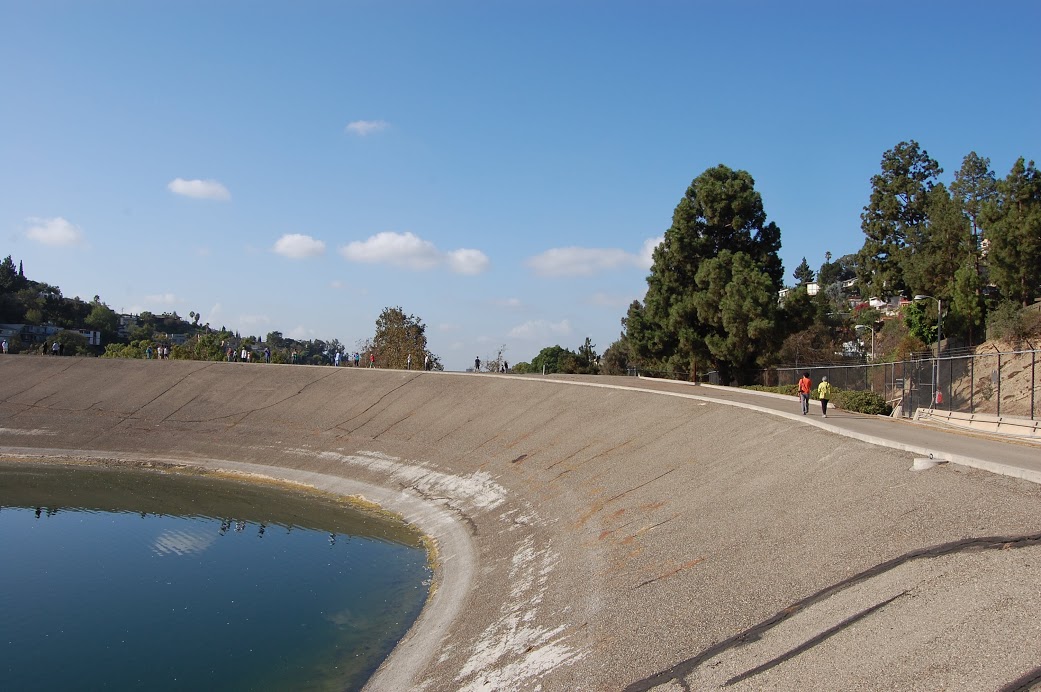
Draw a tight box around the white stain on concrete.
[0,428,54,436]
[455,535,584,690]
[284,448,507,511]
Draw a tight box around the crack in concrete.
[333,374,420,432]
[1000,664,1041,692]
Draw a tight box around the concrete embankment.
[2,357,1041,691]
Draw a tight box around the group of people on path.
[473,356,509,373]
[798,372,833,418]
[145,345,171,359]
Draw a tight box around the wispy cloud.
[525,236,662,277]
[493,297,523,309]
[273,233,326,259]
[25,217,85,247]
[167,178,231,201]
[345,119,389,136]
[238,314,271,327]
[587,292,637,308]
[508,319,572,341]
[340,231,489,274]
[144,293,178,305]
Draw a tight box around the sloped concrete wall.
[2,357,1041,691]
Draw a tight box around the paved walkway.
[630,377,1041,485]
[508,373,1041,484]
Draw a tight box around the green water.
[0,462,431,691]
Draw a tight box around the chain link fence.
[761,349,1040,420]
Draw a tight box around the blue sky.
[2,1,1038,370]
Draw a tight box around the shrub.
[835,389,892,416]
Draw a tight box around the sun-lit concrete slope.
[2,356,1041,691]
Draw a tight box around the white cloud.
[438,322,461,332]
[25,217,84,247]
[345,119,389,136]
[493,297,523,309]
[167,178,231,201]
[144,293,178,305]
[273,233,326,259]
[339,231,489,274]
[287,325,312,340]
[330,279,343,289]
[525,236,662,277]
[639,236,664,269]
[446,248,490,275]
[508,319,572,341]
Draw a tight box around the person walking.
[407,353,412,370]
[818,376,833,418]
[474,356,481,372]
[1,338,7,354]
[797,371,812,415]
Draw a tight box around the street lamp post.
[913,295,943,407]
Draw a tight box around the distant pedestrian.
[354,352,360,367]
[798,372,812,415]
[52,341,59,356]
[818,376,833,418]
[146,345,153,360]
[424,353,429,371]
[475,356,481,372]
[291,351,298,364]
[241,348,247,362]
[1,339,7,354]
[369,353,375,368]
[504,361,509,373]
[264,347,270,363]
[407,353,412,370]
[58,342,65,356]
[334,352,341,367]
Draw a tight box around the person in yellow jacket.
[817,376,833,418]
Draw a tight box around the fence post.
[970,357,975,414]
[948,357,953,412]
[997,353,1002,418]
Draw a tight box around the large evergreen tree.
[626,164,783,383]
[983,158,1041,306]
[792,257,815,285]
[856,140,942,297]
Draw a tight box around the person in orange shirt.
[797,372,812,415]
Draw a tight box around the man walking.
[798,372,812,415]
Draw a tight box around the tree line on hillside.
[0,261,444,369]
[603,143,1041,385]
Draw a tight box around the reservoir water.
[0,462,431,691]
